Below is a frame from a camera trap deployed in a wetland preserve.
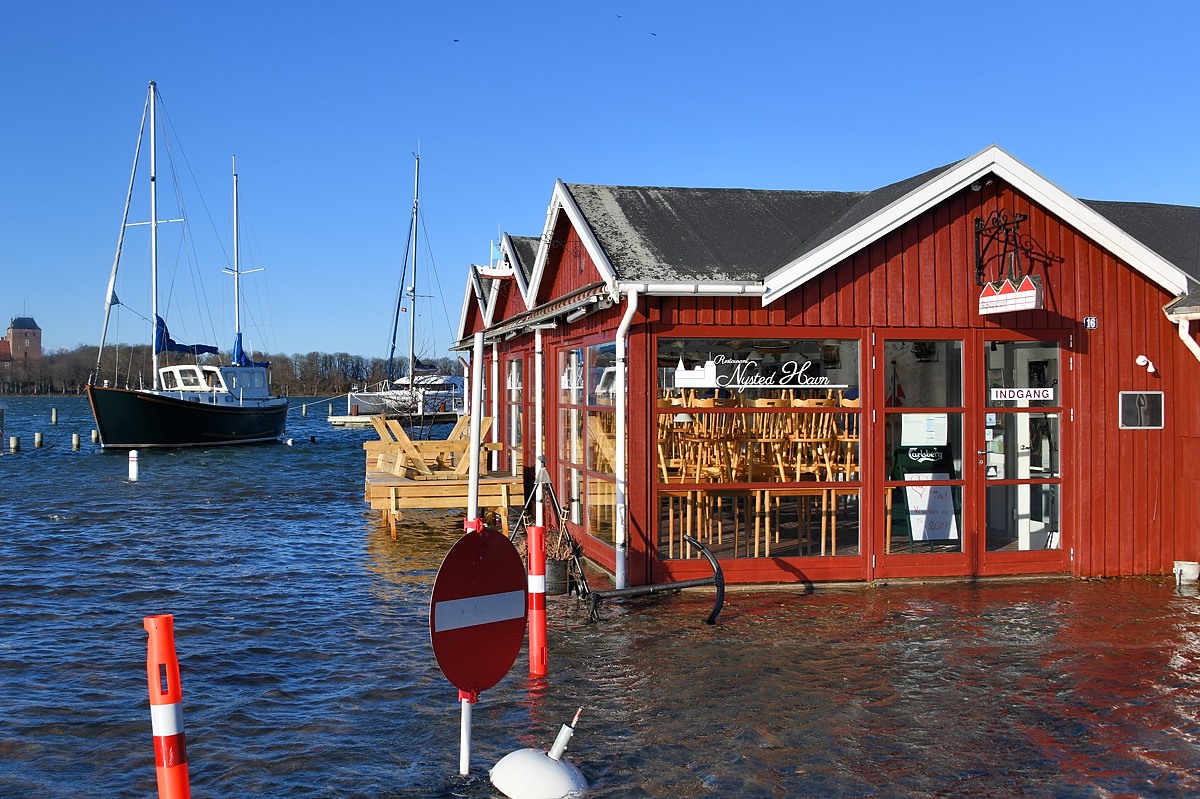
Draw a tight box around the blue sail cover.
[154,316,219,357]
[231,332,269,368]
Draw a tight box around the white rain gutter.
[613,288,639,589]
[618,281,765,297]
[535,326,546,527]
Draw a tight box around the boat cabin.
[158,364,274,402]
[457,145,1200,588]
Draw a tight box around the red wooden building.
[455,145,1200,588]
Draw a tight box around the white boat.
[86,81,288,448]
[347,155,464,419]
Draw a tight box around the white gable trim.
[501,233,532,304]
[762,145,1190,304]
[526,180,620,307]
[455,264,486,344]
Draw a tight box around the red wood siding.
[495,180,1198,582]
[493,277,525,324]
[539,224,606,306]
[646,181,1197,578]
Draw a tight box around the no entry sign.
[430,526,527,695]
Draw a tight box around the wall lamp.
[565,307,589,323]
[1135,354,1156,373]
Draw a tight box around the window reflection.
[984,413,1060,480]
[985,484,1060,551]
[985,341,1060,408]
[882,340,962,407]
[654,337,862,560]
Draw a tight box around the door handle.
[976,450,988,455]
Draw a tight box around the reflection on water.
[2,397,1200,797]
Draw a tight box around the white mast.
[149,80,160,389]
[223,155,263,364]
[232,155,241,340]
[407,154,420,383]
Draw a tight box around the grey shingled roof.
[563,162,963,283]
[1082,200,1200,314]
[1082,200,1200,280]
[561,162,1200,305]
[564,184,866,281]
[508,235,540,284]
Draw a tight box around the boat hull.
[347,387,463,417]
[86,385,288,448]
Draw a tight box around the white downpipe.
[613,288,639,589]
[1175,317,1200,363]
[490,342,500,472]
[467,332,484,521]
[535,328,546,527]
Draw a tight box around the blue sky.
[3,1,1198,360]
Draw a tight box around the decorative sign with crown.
[974,208,1061,316]
[674,354,848,393]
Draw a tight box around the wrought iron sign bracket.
[974,210,1027,286]
[975,209,1065,287]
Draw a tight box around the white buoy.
[72,433,81,451]
[491,708,588,799]
[128,450,139,481]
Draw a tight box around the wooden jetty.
[363,415,521,537]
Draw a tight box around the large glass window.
[505,358,523,474]
[654,337,862,560]
[556,343,618,545]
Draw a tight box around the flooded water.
[3,396,1200,798]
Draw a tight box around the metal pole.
[458,692,473,776]
[466,332,484,520]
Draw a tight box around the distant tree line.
[0,344,464,397]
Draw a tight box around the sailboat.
[86,81,289,449]
[347,155,464,420]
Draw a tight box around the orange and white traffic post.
[144,614,191,799]
[527,524,548,678]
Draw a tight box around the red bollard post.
[144,614,191,799]
[527,524,548,677]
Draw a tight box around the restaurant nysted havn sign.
[674,355,847,393]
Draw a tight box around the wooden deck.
[362,414,522,537]
[365,470,524,538]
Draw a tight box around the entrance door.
[872,333,1067,579]
[976,337,1067,575]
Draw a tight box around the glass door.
[876,337,969,578]
[977,338,1066,574]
